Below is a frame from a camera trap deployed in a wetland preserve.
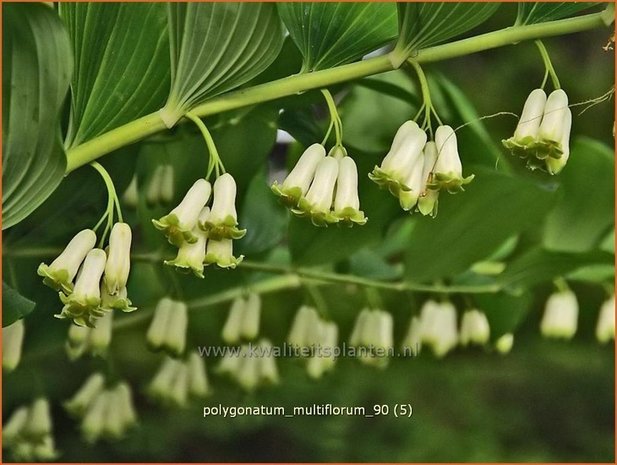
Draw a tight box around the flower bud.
[104,223,132,295]
[222,296,246,344]
[116,382,137,428]
[495,333,514,354]
[595,295,615,344]
[334,156,366,225]
[148,357,179,401]
[89,312,113,357]
[545,108,572,175]
[540,290,578,339]
[459,309,490,346]
[3,319,25,372]
[169,364,190,407]
[204,238,243,269]
[38,229,97,293]
[58,248,107,326]
[294,157,340,226]
[188,352,210,398]
[419,300,458,358]
[153,178,211,246]
[257,339,279,385]
[307,320,338,378]
[241,293,261,340]
[65,373,106,416]
[417,142,440,217]
[539,89,569,143]
[288,305,320,348]
[349,308,371,347]
[272,143,326,207]
[370,121,427,195]
[203,173,246,240]
[146,297,173,350]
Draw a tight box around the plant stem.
[64,11,609,173]
[535,40,561,89]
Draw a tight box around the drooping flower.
[349,308,393,367]
[103,223,132,295]
[165,207,209,278]
[459,309,491,346]
[419,300,458,358]
[122,175,139,208]
[23,398,52,441]
[401,316,422,356]
[3,400,59,462]
[187,352,210,398]
[146,164,175,206]
[80,391,109,443]
[287,305,321,348]
[429,125,474,193]
[101,284,136,313]
[65,373,106,417]
[65,312,113,360]
[540,289,578,339]
[58,248,107,326]
[294,156,340,226]
[333,156,367,225]
[37,229,97,293]
[148,354,210,407]
[152,178,211,246]
[417,141,440,217]
[201,173,246,240]
[495,333,514,354]
[3,319,25,372]
[306,320,338,379]
[271,143,326,207]
[228,340,279,391]
[369,120,427,197]
[204,238,243,269]
[503,89,572,173]
[595,294,615,344]
[221,293,261,344]
[146,298,188,356]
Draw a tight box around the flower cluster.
[2,398,58,462]
[64,374,137,443]
[272,144,366,226]
[222,293,261,344]
[503,89,572,174]
[349,308,393,368]
[218,339,279,391]
[154,174,245,277]
[65,312,113,360]
[147,353,210,407]
[370,121,473,217]
[38,223,135,327]
[287,305,338,379]
[146,297,188,356]
[3,319,24,372]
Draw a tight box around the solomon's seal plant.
[2,2,614,462]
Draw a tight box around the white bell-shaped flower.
[221,294,260,343]
[122,175,139,208]
[81,391,109,443]
[431,125,474,193]
[401,316,422,356]
[103,223,132,295]
[115,382,138,429]
[38,229,97,293]
[294,156,340,226]
[23,398,52,441]
[334,156,366,225]
[146,165,165,206]
[369,121,427,195]
[512,88,548,143]
[204,238,243,269]
[187,352,210,397]
[271,143,326,207]
[147,357,180,402]
[165,207,209,278]
[459,309,490,346]
[58,248,107,326]
[419,300,458,358]
[539,89,569,143]
[146,297,174,350]
[257,339,279,385]
[595,295,615,344]
[160,164,175,204]
[65,373,106,416]
[306,320,338,379]
[222,296,246,344]
[3,319,24,372]
[169,364,190,407]
[146,298,188,356]
[153,178,211,246]
[89,312,113,357]
[417,141,440,217]
[349,309,392,367]
[287,305,320,348]
[202,173,246,240]
[540,289,578,339]
[3,406,29,445]
[398,151,425,211]
[349,308,371,347]
[495,333,514,354]
[545,107,572,175]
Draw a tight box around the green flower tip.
[428,173,475,194]
[334,207,367,226]
[37,264,73,294]
[368,167,411,197]
[163,259,205,279]
[204,253,244,269]
[271,183,303,208]
[292,199,340,227]
[152,215,199,247]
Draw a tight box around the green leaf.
[516,2,602,25]
[277,2,398,72]
[161,3,284,126]
[393,2,500,65]
[2,282,35,327]
[498,248,614,289]
[59,3,169,147]
[543,138,614,253]
[2,4,72,231]
[405,169,555,282]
